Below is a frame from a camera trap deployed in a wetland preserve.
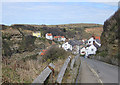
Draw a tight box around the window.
[91,49,94,51]
[82,51,85,53]
[89,41,91,43]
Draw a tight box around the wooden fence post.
[32,63,55,84]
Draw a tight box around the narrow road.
[76,57,118,83]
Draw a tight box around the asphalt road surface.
[76,57,118,84]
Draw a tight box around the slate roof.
[96,39,100,44]
[68,40,83,46]
[94,42,100,49]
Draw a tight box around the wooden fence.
[32,63,55,84]
[32,55,80,84]
[56,56,71,83]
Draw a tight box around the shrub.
[99,51,108,57]
[48,40,52,45]
[44,46,69,62]
[18,35,36,52]
[2,40,12,58]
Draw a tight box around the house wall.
[85,45,97,57]
[46,34,53,40]
[80,47,86,55]
[62,42,72,51]
[33,32,41,37]
[87,37,94,45]
[61,38,66,41]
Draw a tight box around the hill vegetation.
[95,9,119,66]
[1,23,103,83]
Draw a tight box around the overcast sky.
[1,2,118,25]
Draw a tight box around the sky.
[1,2,118,25]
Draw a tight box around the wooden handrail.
[56,56,71,83]
[32,63,55,84]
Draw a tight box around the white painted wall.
[62,42,72,51]
[45,33,53,40]
[85,45,97,57]
[80,47,86,55]
[87,37,94,45]
[61,37,66,41]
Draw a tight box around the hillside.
[1,23,103,83]
[1,23,103,39]
[96,9,120,65]
[1,23,103,56]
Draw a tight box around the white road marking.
[86,62,103,85]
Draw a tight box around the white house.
[45,33,53,40]
[80,47,86,55]
[87,36,95,45]
[62,42,72,51]
[83,36,101,58]
[54,36,66,42]
[85,45,97,57]
[61,36,66,42]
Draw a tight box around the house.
[46,33,53,40]
[95,36,101,47]
[39,49,47,56]
[33,31,41,37]
[80,47,86,55]
[85,45,97,57]
[84,36,101,57]
[61,36,66,41]
[54,36,61,41]
[68,40,83,54]
[62,42,72,51]
[54,36,66,42]
[82,39,87,44]
[87,36,95,45]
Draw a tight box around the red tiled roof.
[61,36,64,38]
[40,52,44,55]
[54,36,58,38]
[40,49,47,55]
[95,36,100,40]
[47,33,52,36]
[42,50,47,52]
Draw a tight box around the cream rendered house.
[33,31,41,37]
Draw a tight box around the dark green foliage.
[2,33,11,40]
[11,24,37,31]
[99,51,107,57]
[2,40,12,57]
[48,40,52,45]
[38,37,46,42]
[44,46,69,62]
[63,28,66,32]
[18,35,36,52]
[21,53,38,62]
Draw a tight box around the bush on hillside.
[18,35,36,52]
[44,46,69,62]
[2,40,12,58]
